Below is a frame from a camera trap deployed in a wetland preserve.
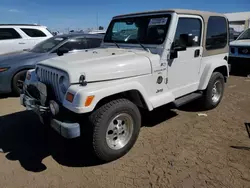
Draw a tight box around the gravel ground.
[0,75,249,188]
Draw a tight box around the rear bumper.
[20,93,81,139]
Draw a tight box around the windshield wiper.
[136,39,149,52]
[111,40,120,48]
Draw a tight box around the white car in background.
[0,24,53,55]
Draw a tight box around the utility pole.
[96,12,99,30]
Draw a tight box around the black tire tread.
[89,98,140,161]
[12,70,27,96]
[203,72,225,110]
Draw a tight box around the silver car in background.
[0,33,103,95]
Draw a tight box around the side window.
[60,38,88,51]
[0,28,21,40]
[87,38,102,48]
[60,38,102,51]
[173,18,202,48]
[21,28,47,37]
[206,16,227,50]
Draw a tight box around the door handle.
[194,49,200,57]
[19,42,25,44]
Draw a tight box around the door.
[0,28,24,55]
[167,15,203,98]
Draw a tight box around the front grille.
[238,47,250,55]
[37,66,65,102]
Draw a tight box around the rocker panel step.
[173,92,202,108]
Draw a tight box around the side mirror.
[170,46,187,59]
[57,47,69,56]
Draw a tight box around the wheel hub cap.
[211,80,222,103]
[106,113,134,150]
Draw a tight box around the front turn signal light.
[85,95,95,107]
[66,92,74,103]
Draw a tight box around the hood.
[38,48,155,83]
[230,40,250,47]
[0,51,45,66]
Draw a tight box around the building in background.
[225,12,250,40]
[225,12,250,31]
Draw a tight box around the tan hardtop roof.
[113,9,226,20]
[113,9,229,57]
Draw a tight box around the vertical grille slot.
[55,74,61,101]
[38,67,64,102]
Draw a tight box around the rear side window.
[206,16,227,50]
[0,28,21,40]
[21,28,47,37]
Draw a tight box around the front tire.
[89,99,141,162]
[202,72,225,110]
[12,70,27,96]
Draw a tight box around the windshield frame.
[103,13,172,46]
[236,28,250,40]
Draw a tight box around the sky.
[0,0,249,32]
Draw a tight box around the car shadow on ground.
[0,104,181,172]
[0,93,18,99]
[0,94,11,99]
[230,123,250,151]
[0,101,208,172]
[230,146,250,151]
[0,111,102,172]
[177,99,207,113]
[141,105,178,127]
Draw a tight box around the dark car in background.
[0,33,103,95]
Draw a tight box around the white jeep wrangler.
[20,9,229,162]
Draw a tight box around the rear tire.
[202,72,225,110]
[89,98,141,162]
[12,70,27,96]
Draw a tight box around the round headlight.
[49,100,59,116]
[59,76,69,94]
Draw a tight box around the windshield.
[104,14,171,45]
[31,36,67,53]
[237,28,250,40]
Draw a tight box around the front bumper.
[20,93,81,139]
[0,70,12,93]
